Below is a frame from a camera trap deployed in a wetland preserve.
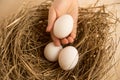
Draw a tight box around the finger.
[70,31,76,39]
[67,25,77,44]
[67,36,74,43]
[46,6,56,32]
[61,38,69,45]
[51,31,61,46]
[71,23,77,39]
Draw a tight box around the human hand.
[46,0,78,46]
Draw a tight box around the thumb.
[46,6,56,32]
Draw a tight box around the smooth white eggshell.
[53,14,74,39]
[58,46,79,70]
[44,42,62,62]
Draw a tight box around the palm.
[46,0,78,46]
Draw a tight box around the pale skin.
[46,0,78,46]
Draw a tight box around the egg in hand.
[53,14,74,39]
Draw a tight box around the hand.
[46,0,78,46]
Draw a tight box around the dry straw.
[0,0,119,80]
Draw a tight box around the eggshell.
[58,46,79,70]
[44,42,62,62]
[53,14,74,39]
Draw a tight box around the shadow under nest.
[0,0,116,80]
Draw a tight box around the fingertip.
[51,31,61,46]
[68,37,74,43]
[54,40,61,46]
[46,26,51,32]
[61,38,69,45]
[71,32,76,39]
[46,27,49,32]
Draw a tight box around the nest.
[0,0,117,80]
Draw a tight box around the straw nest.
[0,0,118,80]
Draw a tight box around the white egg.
[53,14,74,39]
[58,46,79,70]
[44,42,63,62]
